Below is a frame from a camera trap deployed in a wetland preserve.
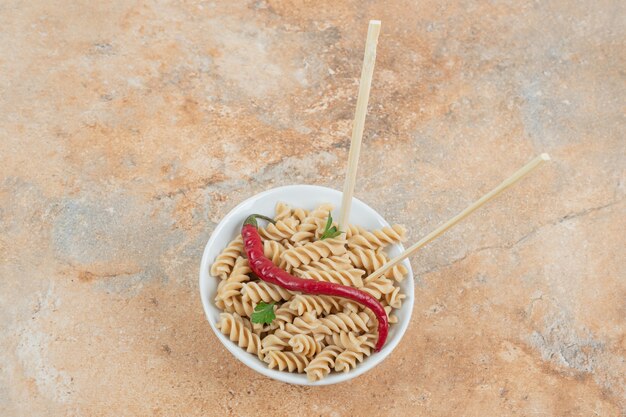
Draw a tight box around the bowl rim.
[199,184,414,385]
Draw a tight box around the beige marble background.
[1,1,624,416]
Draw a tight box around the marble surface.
[1,1,624,416]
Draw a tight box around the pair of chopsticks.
[338,20,550,281]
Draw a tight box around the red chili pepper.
[241,214,389,352]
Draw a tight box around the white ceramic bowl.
[199,185,414,385]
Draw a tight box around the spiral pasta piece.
[282,238,348,268]
[219,293,255,317]
[215,257,251,305]
[308,255,353,271]
[261,329,294,353]
[324,331,369,352]
[372,224,407,244]
[290,222,318,245]
[295,204,334,240]
[241,281,295,304]
[271,303,298,330]
[385,305,398,324]
[216,313,262,359]
[286,292,357,314]
[295,266,365,287]
[291,207,309,222]
[263,239,284,263]
[210,236,243,279]
[362,304,397,328]
[310,204,335,238]
[385,286,406,309]
[334,349,369,373]
[334,333,376,372]
[289,334,324,358]
[215,295,226,310]
[284,312,319,335]
[313,312,370,335]
[280,239,296,249]
[362,333,378,351]
[314,218,333,239]
[347,224,407,250]
[308,203,334,220]
[264,240,289,269]
[384,263,408,282]
[252,322,270,337]
[362,275,396,299]
[274,202,292,221]
[344,224,364,239]
[337,298,360,313]
[347,248,386,275]
[305,345,342,382]
[289,295,342,316]
[265,351,310,373]
[259,217,299,241]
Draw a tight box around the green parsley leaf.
[320,212,343,240]
[321,225,342,239]
[324,213,333,232]
[250,301,276,324]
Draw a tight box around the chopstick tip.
[540,153,551,161]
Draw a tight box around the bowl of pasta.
[199,185,414,385]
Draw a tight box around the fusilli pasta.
[347,224,407,250]
[218,296,254,317]
[334,349,370,372]
[290,222,317,245]
[289,334,324,358]
[385,286,406,309]
[294,265,365,287]
[290,207,309,223]
[217,313,262,359]
[242,281,295,304]
[284,313,319,335]
[282,238,347,268]
[264,240,290,271]
[347,247,386,274]
[384,263,409,282]
[261,329,293,354]
[289,294,342,316]
[215,257,251,305]
[271,303,298,329]
[308,255,353,271]
[313,312,371,335]
[305,345,342,381]
[343,224,363,239]
[259,217,299,241]
[274,202,292,221]
[210,202,408,381]
[265,350,310,373]
[210,236,243,279]
[324,331,370,352]
[362,274,395,299]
